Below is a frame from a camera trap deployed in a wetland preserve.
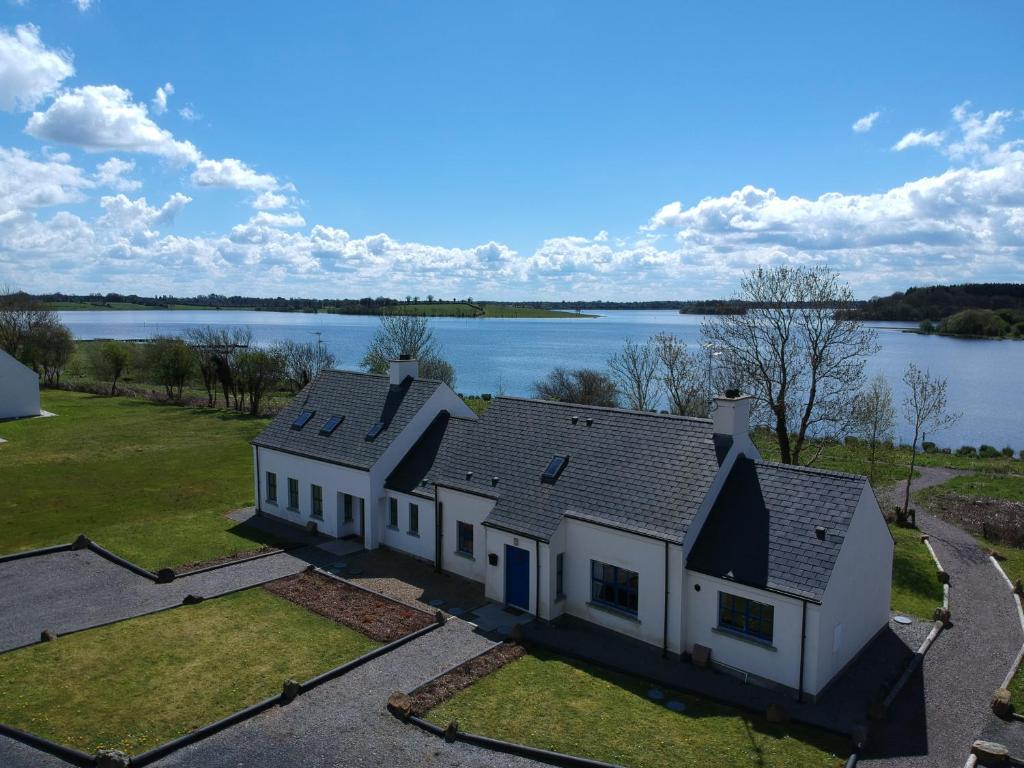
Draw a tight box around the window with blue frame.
[590,560,638,615]
[456,521,474,556]
[718,592,774,643]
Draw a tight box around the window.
[320,415,344,435]
[590,561,638,615]
[556,552,565,599]
[266,472,277,504]
[388,497,399,528]
[287,477,299,510]
[408,503,419,534]
[291,410,315,430]
[343,493,353,522]
[457,521,474,557]
[310,484,323,518]
[718,592,774,643]
[542,455,568,482]
[366,421,385,439]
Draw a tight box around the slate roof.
[387,396,726,542]
[686,458,867,602]
[252,370,442,470]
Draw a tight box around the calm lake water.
[58,309,1022,450]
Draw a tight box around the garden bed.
[421,649,850,768]
[918,486,1024,547]
[263,570,433,642]
[409,641,525,715]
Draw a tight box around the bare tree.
[235,348,284,415]
[851,374,896,483]
[652,332,708,417]
[608,338,660,411]
[701,266,878,465]
[184,326,220,406]
[533,367,619,407]
[0,287,60,359]
[277,339,336,392]
[361,313,455,387]
[900,364,960,523]
[24,321,75,386]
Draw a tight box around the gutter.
[663,540,670,658]
[434,483,442,574]
[535,538,541,618]
[798,598,807,703]
[255,446,262,512]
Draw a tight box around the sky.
[0,1,1022,301]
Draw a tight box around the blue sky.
[0,1,1022,299]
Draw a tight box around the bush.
[481,393,492,401]
[939,309,1010,337]
[1003,446,1015,458]
[918,319,935,333]
[979,444,1001,459]
[922,441,937,453]
[956,445,978,457]
[941,447,952,454]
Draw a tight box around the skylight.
[366,420,386,439]
[291,410,315,430]
[320,415,344,436]
[542,455,568,482]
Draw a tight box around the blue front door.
[505,544,530,611]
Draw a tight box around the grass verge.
[889,524,944,619]
[0,588,379,755]
[0,390,278,569]
[425,651,848,768]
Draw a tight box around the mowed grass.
[0,589,378,755]
[889,524,944,619]
[426,652,848,768]
[931,473,1024,503]
[0,390,275,569]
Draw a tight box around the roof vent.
[815,526,826,540]
[585,417,593,427]
[466,471,474,481]
[571,416,579,425]
[491,476,499,486]
[725,388,741,399]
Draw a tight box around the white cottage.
[0,349,41,420]
[252,358,893,701]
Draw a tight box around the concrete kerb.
[75,536,162,582]
[171,547,286,579]
[988,555,1024,730]
[0,542,73,564]
[0,722,93,767]
[921,534,951,617]
[307,564,440,620]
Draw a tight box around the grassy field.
[927,474,1024,503]
[0,588,378,754]
[0,390,276,569]
[751,432,909,486]
[361,301,595,319]
[889,524,944,619]
[426,651,848,768]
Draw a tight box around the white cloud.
[26,84,201,164]
[94,157,140,191]
[178,105,200,121]
[73,0,92,11]
[152,82,173,115]
[191,157,278,191]
[852,111,879,133]
[0,146,93,215]
[252,190,288,210]
[98,192,190,235]
[947,101,1015,160]
[0,24,74,112]
[892,130,945,151]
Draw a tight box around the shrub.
[918,319,935,333]
[922,441,937,453]
[1003,446,1015,458]
[941,447,952,454]
[956,445,978,457]
[940,309,1011,337]
[481,393,492,401]
[979,444,1000,458]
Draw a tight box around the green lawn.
[751,432,909,486]
[889,524,944,619]
[0,588,378,755]
[928,473,1024,503]
[0,390,278,569]
[426,652,848,768]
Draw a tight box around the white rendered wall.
[436,487,492,583]
[812,487,893,695]
[0,350,40,419]
[381,490,436,561]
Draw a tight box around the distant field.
[0,390,275,569]
[325,301,594,319]
[45,302,250,311]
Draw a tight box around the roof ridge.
[317,368,445,386]
[493,395,713,425]
[753,458,867,483]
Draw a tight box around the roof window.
[320,415,344,436]
[291,410,315,430]
[542,455,569,482]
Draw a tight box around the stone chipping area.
[861,470,1024,768]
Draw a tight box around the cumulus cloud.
[0,24,74,112]
[0,146,93,215]
[190,157,278,191]
[892,129,945,151]
[98,192,190,235]
[852,111,879,133]
[252,190,288,210]
[26,84,200,164]
[152,82,173,115]
[178,105,200,121]
[94,157,140,191]
[73,0,92,11]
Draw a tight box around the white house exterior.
[252,360,893,701]
[0,350,41,420]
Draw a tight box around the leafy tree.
[701,265,878,465]
[361,313,455,387]
[851,374,896,483]
[0,287,60,360]
[235,348,284,415]
[900,364,960,524]
[23,321,75,386]
[144,336,195,400]
[533,367,618,407]
[89,340,132,395]
[608,338,660,411]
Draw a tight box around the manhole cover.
[647,689,665,701]
[666,700,686,713]
[893,615,913,624]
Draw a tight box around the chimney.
[389,355,418,386]
[712,389,751,440]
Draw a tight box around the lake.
[58,309,1021,451]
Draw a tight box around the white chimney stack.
[712,390,752,440]
[389,355,418,385]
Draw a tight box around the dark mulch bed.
[924,490,1024,546]
[263,570,433,643]
[174,545,281,574]
[407,641,525,716]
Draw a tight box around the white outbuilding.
[0,350,41,420]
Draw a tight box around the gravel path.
[0,547,316,652]
[862,470,1022,767]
